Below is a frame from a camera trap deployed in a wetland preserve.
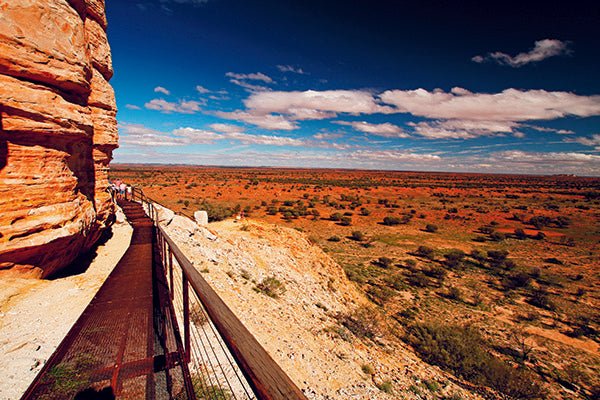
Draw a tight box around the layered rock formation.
[0,0,118,277]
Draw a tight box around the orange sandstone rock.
[0,0,118,278]
[0,0,91,95]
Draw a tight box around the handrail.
[130,185,195,220]
[131,186,307,400]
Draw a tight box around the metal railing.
[131,187,307,400]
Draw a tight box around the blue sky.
[107,0,600,175]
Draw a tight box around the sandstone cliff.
[0,0,118,277]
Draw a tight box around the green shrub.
[416,246,435,259]
[255,276,286,298]
[330,212,343,221]
[529,287,556,310]
[377,380,393,393]
[490,231,506,242]
[328,235,341,242]
[337,306,382,339]
[361,364,374,375]
[408,271,432,288]
[444,249,466,268]
[425,224,438,233]
[423,379,440,392]
[407,323,543,399]
[514,228,528,239]
[340,216,352,226]
[199,200,234,222]
[375,256,393,268]
[447,286,463,301]
[383,216,402,226]
[351,231,365,241]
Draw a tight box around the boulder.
[171,215,199,237]
[155,204,175,226]
[194,210,209,226]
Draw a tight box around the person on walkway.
[126,185,132,201]
[119,182,127,200]
[107,181,117,202]
[113,179,122,199]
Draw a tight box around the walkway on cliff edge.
[21,200,194,400]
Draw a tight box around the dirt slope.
[162,211,485,399]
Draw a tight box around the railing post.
[162,233,167,268]
[168,248,174,300]
[182,273,190,363]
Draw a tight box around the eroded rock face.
[0,0,118,278]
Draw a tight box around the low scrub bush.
[199,200,233,222]
[254,276,286,298]
[407,323,543,399]
[416,246,435,259]
[374,256,393,268]
[350,231,365,241]
[382,216,402,226]
[425,224,438,233]
[337,306,383,340]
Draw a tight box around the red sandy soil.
[111,165,600,399]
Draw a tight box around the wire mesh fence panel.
[168,247,256,400]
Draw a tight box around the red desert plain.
[111,164,600,399]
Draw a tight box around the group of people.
[109,179,132,201]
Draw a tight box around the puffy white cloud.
[472,39,571,67]
[276,65,305,74]
[214,110,298,130]
[125,104,141,110]
[335,121,409,138]
[408,119,518,139]
[225,72,273,83]
[207,86,598,140]
[379,87,600,121]
[238,87,599,139]
[195,85,211,94]
[244,90,394,120]
[154,86,171,95]
[145,98,203,114]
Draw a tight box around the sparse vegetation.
[114,165,600,399]
[408,323,543,399]
[254,276,286,298]
[425,223,438,233]
[337,306,383,340]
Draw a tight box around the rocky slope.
[0,0,118,277]
[158,207,484,399]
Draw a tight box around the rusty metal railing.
[131,187,307,400]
